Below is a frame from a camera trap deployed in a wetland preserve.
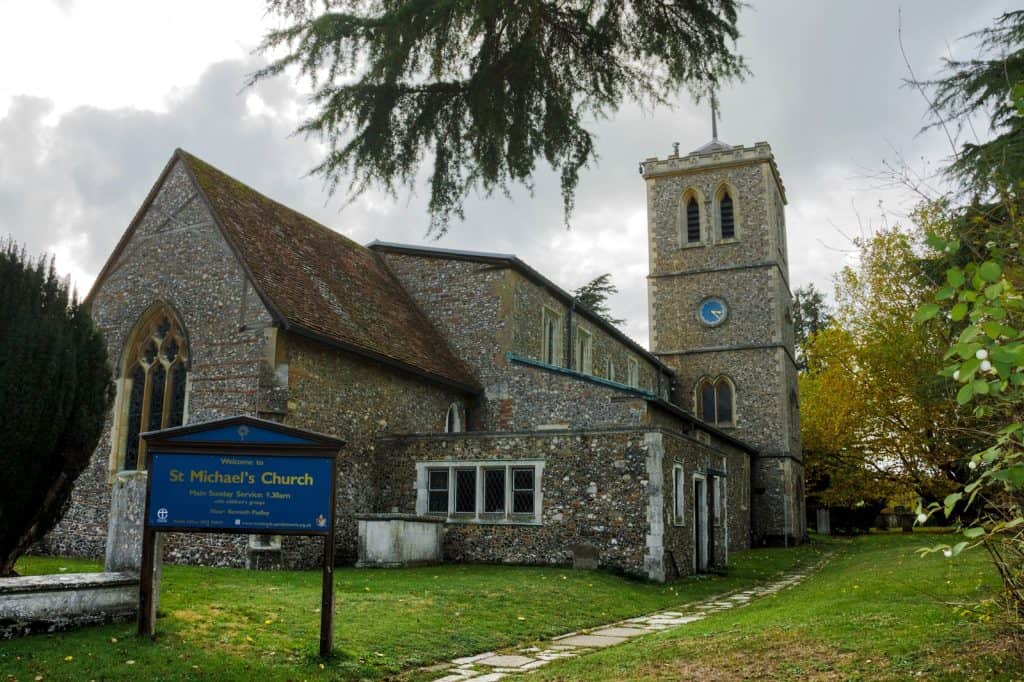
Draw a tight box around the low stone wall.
[0,572,138,640]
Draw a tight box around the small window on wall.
[445,403,463,433]
[541,306,563,366]
[454,468,477,513]
[626,357,640,388]
[697,376,735,426]
[419,461,543,522]
[673,465,685,525]
[574,327,593,374]
[428,469,449,513]
[606,357,615,382]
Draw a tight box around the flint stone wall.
[377,430,657,577]
[378,252,668,431]
[42,159,272,565]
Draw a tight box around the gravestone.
[815,508,831,536]
[573,541,600,570]
[105,470,162,620]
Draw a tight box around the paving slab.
[557,634,627,648]
[477,655,537,668]
[590,627,649,638]
[452,652,495,665]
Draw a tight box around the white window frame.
[541,306,563,366]
[672,464,685,526]
[416,460,544,525]
[606,357,615,382]
[626,357,640,388]
[574,327,593,374]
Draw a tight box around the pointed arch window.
[685,197,701,243]
[719,193,735,239]
[696,376,734,426]
[445,403,463,433]
[120,307,189,470]
[680,188,705,246]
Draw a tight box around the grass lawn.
[531,532,1020,681]
[1,542,825,681]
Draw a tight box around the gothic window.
[696,376,734,426]
[541,306,563,366]
[445,403,463,433]
[573,327,593,374]
[720,193,735,239]
[626,357,640,388]
[680,189,705,246]
[120,307,189,470]
[685,197,701,243]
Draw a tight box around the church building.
[41,134,805,581]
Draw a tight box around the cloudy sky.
[0,1,1013,346]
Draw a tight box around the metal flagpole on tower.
[711,90,719,141]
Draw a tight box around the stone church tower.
[641,136,805,545]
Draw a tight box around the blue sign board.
[147,452,335,534]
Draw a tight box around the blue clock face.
[698,298,728,327]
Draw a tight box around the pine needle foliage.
[922,10,1024,194]
[573,272,624,326]
[0,239,113,576]
[252,0,745,236]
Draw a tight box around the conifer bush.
[0,239,113,576]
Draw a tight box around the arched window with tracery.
[120,306,189,470]
[696,376,734,426]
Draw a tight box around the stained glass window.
[120,309,189,470]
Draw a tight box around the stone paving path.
[424,555,832,682]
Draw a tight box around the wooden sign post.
[137,416,343,658]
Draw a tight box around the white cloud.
[0,0,1018,349]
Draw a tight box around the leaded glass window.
[120,308,189,470]
[484,469,506,513]
[454,468,477,513]
[512,468,535,514]
[428,469,449,513]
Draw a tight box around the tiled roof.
[176,150,478,392]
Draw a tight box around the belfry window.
[121,307,189,470]
[697,377,734,426]
[685,197,701,243]
[720,193,735,239]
